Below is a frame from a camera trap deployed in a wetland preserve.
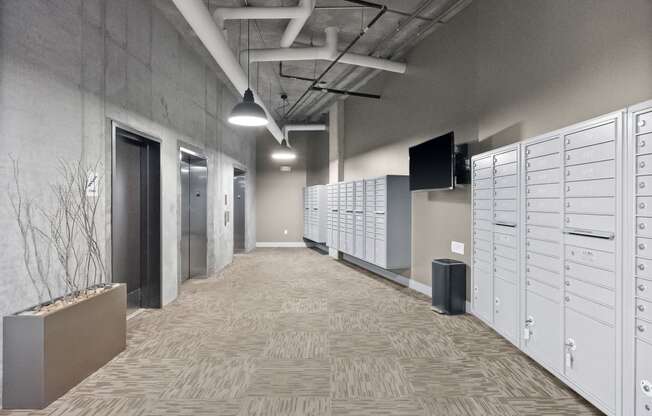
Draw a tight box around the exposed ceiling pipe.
[300,0,472,119]
[247,27,407,74]
[213,0,315,48]
[283,4,388,120]
[171,0,284,143]
[282,124,327,146]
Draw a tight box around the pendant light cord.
[247,18,250,90]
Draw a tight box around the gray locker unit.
[363,175,411,269]
[303,185,327,243]
[325,177,409,269]
[345,181,355,255]
[353,180,366,259]
[471,109,626,416]
[471,144,521,346]
[560,111,623,416]
[522,133,564,374]
[518,111,624,416]
[338,182,349,252]
[626,100,652,416]
[327,183,339,249]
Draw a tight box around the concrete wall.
[343,0,652,289]
[0,0,256,379]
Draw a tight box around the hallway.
[2,249,600,416]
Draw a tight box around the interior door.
[112,126,161,309]
[114,136,142,308]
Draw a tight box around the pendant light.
[228,17,268,127]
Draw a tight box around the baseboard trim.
[255,242,307,248]
[408,279,432,297]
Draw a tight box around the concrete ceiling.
[155,0,471,126]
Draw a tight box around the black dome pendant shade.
[229,88,268,126]
[229,17,268,127]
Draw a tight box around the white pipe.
[213,0,315,48]
[283,124,327,146]
[280,0,315,48]
[172,0,284,143]
[247,27,407,74]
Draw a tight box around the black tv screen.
[409,132,454,191]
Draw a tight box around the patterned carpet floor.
[1,248,601,415]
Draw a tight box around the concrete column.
[328,100,344,184]
[328,100,344,258]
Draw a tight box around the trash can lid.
[432,259,465,265]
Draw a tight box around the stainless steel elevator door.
[189,161,207,277]
[234,172,246,252]
[180,160,190,281]
[180,153,207,280]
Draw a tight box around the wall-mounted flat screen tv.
[409,132,455,191]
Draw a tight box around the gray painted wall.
[343,0,652,288]
[256,133,307,243]
[255,131,328,243]
[0,0,256,380]
[306,131,329,187]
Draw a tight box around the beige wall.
[255,131,329,243]
[255,134,307,243]
[343,0,652,290]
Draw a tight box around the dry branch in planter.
[8,156,106,313]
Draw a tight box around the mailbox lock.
[639,304,646,312]
[642,380,652,397]
[641,202,647,209]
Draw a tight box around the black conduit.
[283,1,387,120]
[279,62,381,99]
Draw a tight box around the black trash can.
[431,259,466,315]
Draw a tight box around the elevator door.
[112,127,161,309]
[234,170,246,252]
[180,153,207,280]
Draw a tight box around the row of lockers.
[303,185,327,243]
[326,175,411,270]
[471,99,652,416]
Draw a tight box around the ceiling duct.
[171,0,284,142]
[213,0,315,48]
[247,27,407,74]
[282,124,328,147]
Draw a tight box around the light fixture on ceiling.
[271,151,297,161]
[228,17,268,127]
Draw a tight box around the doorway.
[234,168,246,253]
[180,150,207,281]
[112,125,161,310]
